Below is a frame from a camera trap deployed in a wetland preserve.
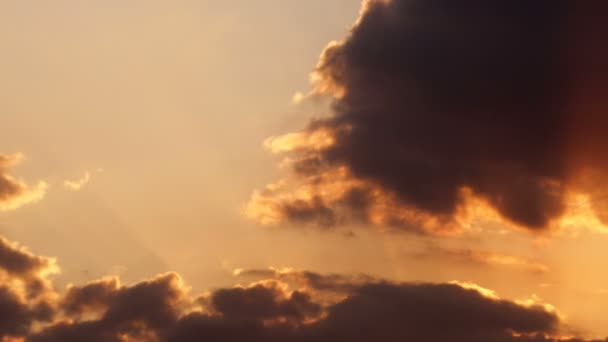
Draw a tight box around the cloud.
[234,268,375,293]
[0,233,595,341]
[310,282,558,342]
[27,272,188,342]
[63,172,91,192]
[0,237,57,339]
[204,281,321,324]
[64,169,103,192]
[248,0,608,234]
[0,236,59,301]
[0,237,58,281]
[166,272,589,342]
[0,154,47,211]
[412,245,550,275]
[0,248,591,342]
[60,277,120,317]
[0,286,46,338]
[43,273,188,341]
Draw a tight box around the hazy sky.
[1,1,608,340]
[1,0,360,282]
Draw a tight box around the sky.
[1,1,608,341]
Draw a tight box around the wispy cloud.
[413,244,550,275]
[63,169,103,192]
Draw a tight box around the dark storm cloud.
[314,282,559,342]
[0,286,42,337]
[61,278,120,316]
[315,0,569,230]
[167,281,576,342]
[0,236,57,339]
[29,321,124,342]
[0,237,56,281]
[0,236,58,303]
[30,273,186,342]
[207,282,321,323]
[249,0,608,233]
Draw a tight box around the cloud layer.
[0,235,597,341]
[248,0,608,234]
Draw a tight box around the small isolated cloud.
[63,169,102,192]
[292,92,306,105]
[0,153,47,211]
[63,173,91,192]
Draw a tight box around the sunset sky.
[1,1,608,341]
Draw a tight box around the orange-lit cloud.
[0,236,57,339]
[0,233,597,341]
[0,154,47,211]
[234,267,375,294]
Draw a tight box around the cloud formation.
[0,237,57,339]
[0,231,596,341]
[248,0,608,234]
[0,154,47,211]
[38,268,597,342]
[206,281,321,324]
[33,273,187,342]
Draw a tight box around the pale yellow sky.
[1,1,608,339]
[0,0,363,289]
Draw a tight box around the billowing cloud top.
[248,0,608,234]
